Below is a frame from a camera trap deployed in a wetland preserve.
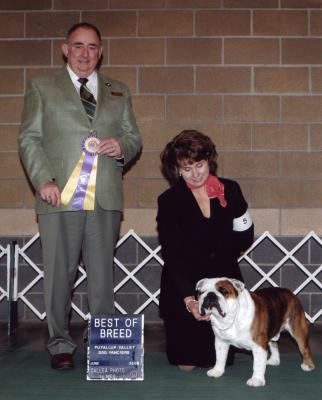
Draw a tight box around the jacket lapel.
[176,180,199,216]
[93,73,114,126]
[55,67,92,127]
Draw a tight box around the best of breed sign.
[87,314,144,381]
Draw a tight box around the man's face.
[62,27,103,78]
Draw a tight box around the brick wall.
[1,0,322,237]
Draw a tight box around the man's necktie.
[78,78,96,121]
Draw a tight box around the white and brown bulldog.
[196,277,315,387]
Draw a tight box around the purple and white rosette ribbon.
[72,133,101,210]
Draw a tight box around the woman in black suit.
[157,130,254,372]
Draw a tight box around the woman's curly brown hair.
[160,130,218,186]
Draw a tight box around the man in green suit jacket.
[18,22,142,370]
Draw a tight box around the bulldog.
[196,277,315,387]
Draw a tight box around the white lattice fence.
[240,231,322,323]
[0,243,9,304]
[0,230,322,323]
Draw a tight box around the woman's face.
[178,159,210,188]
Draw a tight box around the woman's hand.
[184,297,210,321]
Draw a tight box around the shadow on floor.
[0,320,321,355]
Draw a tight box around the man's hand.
[98,138,122,158]
[39,181,61,207]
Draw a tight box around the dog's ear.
[230,279,245,292]
[196,279,207,291]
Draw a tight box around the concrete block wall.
[1,0,322,321]
[1,0,322,237]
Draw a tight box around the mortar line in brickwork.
[106,37,111,67]
[192,9,195,37]
[23,11,26,39]
[250,124,253,151]
[50,40,53,66]
[193,66,196,92]
[278,148,282,177]
[221,37,224,64]
[0,94,24,98]
[107,64,322,67]
[23,66,26,94]
[136,67,139,94]
[309,66,312,93]
[0,122,20,126]
[308,124,312,152]
[250,9,253,36]
[218,93,223,123]
[220,35,322,39]
[135,10,139,37]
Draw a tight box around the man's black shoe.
[51,353,74,370]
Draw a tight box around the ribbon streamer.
[61,133,100,210]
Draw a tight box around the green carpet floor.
[0,350,320,400]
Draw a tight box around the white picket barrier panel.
[1,230,322,323]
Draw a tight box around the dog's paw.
[246,377,266,387]
[207,367,224,378]
[301,362,315,372]
[267,357,280,366]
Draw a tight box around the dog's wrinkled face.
[196,278,245,319]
